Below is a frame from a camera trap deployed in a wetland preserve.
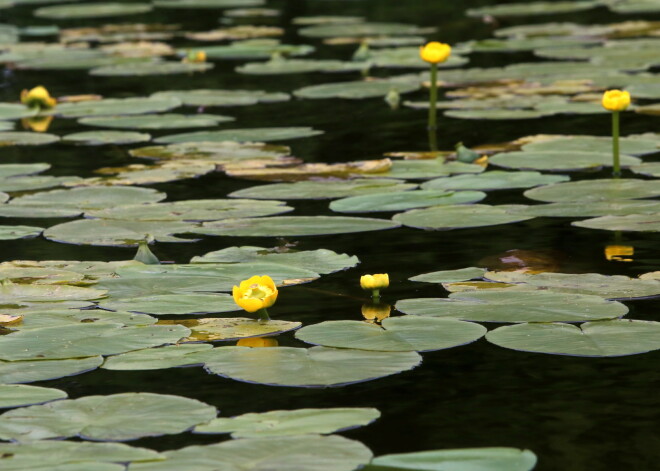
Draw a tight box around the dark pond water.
[2,1,660,470]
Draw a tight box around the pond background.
[2,1,660,469]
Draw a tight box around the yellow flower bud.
[20,86,57,110]
[601,89,630,112]
[232,275,278,313]
[419,41,451,64]
[360,273,389,290]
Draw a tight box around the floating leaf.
[195,216,400,237]
[224,159,392,181]
[98,293,237,315]
[294,78,420,100]
[299,22,431,38]
[524,179,660,202]
[70,161,216,187]
[629,162,660,177]
[443,109,548,120]
[421,171,569,191]
[487,320,660,357]
[296,317,486,352]
[13,309,157,331]
[330,190,486,213]
[53,97,181,118]
[101,344,212,370]
[34,2,153,19]
[518,200,660,218]
[155,127,323,144]
[0,282,106,303]
[202,345,421,387]
[178,40,314,60]
[393,204,533,230]
[0,103,38,120]
[409,267,486,283]
[229,179,416,200]
[154,0,264,8]
[520,134,660,155]
[90,61,213,76]
[396,290,628,323]
[0,356,103,384]
[151,89,289,107]
[186,25,283,41]
[0,384,67,408]
[363,160,485,180]
[195,407,380,438]
[573,214,660,232]
[62,131,151,146]
[78,114,232,130]
[0,132,59,146]
[467,1,600,17]
[131,141,291,164]
[0,392,216,441]
[160,317,301,342]
[490,151,641,171]
[0,226,43,240]
[237,58,365,75]
[0,175,82,193]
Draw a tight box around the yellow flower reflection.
[236,337,279,347]
[21,115,54,133]
[601,89,631,112]
[605,245,634,262]
[20,86,57,110]
[361,302,391,323]
[419,41,451,64]
[232,275,278,313]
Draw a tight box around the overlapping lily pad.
[98,293,237,315]
[0,132,59,146]
[0,356,103,384]
[362,160,485,180]
[62,131,151,145]
[0,282,106,303]
[330,190,486,213]
[229,179,416,200]
[178,40,314,60]
[101,344,212,370]
[486,320,660,357]
[156,127,322,144]
[410,267,486,283]
[466,1,601,17]
[34,2,153,19]
[0,392,216,441]
[298,22,431,38]
[90,61,213,77]
[0,225,43,240]
[13,309,156,330]
[53,97,181,118]
[524,179,660,202]
[202,345,421,387]
[237,58,366,75]
[393,204,533,230]
[294,78,420,100]
[78,114,232,129]
[0,384,67,408]
[573,214,660,232]
[489,151,641,171]
[520,134,660,155]
[421,171,569,191]
[159,317,301,342]
[0,103,37,120]
[195,407,380,437]
[130,141,291,165]
[396,290,628,323]
[517,199,660,218]
[151,89,289,107]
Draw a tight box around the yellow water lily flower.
[20,86,57,110]
[360,273,389,290]
[601,89,630,112]
[232,275,278,313]
[236,337,279,347]
[419,41,451,64]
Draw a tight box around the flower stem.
[612,111,621,178]
[257,308,270,322]
[371,289,380,303]
[428,63,438,151]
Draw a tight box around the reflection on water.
[236,336,279,347]
[361,302,391,323]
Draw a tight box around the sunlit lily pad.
[86,199,292,221]
[518,200,660,218]
[0,132,59,146]
[367,47,468,69]
[151,89,289,107]
[0,266,84,285]
[368,447,537,471]
[490,151,641,171]
[483,271,660,300]
[396,290,628,323]
[296,317,486,352]
[0,225,43,240]
[330,190,486,213]
[0,103,38,120]
[160,317,301,342]
[99,293,237,315]
[130,435,372,471]
[0,392,216,441]
[467,1,600,17]
[156,127,322,144]
[629,162,660,177]
[44,219,197,246]
[90,61,213,76]
[237,58,366,75]
[196,216,400,237]
[0,121,13,131]
[203,345,421,387]
[131,141,291,164]
[521,134,660,155]
[224,158,391,181]
[573,214,660,232]
[191,246,358,274]
[524,179,660,202]
[229,179,416,200]
[13,309,156,331]
[421,171,569,191]
[363,160,484,180]
[295,78,420,100]
[487,320,660,357]
[78,114,232,130]
[179,40,314,60]
[0,356,103,384]
[0,282,106,302]
[34,2,152,18]
[70,161,216,187]
[195,407,380,438]
[0,384,67,408]
[299,22,431,38]
[62,130,151,146]
[101,344,212,370]
[154,0,263,8]
[53,97,181,118]
[409,267,486,283]
[393,204,533,230]
[0,175,82,192]
[443,109,548,120]
[186,25,282,41]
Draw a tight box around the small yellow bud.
[420,42,451,64]
[20,86,57,110]
[360,273,389,290]
[601,89,630,112]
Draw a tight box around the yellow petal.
[236,297,263,313]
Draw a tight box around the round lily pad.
[0,132,59,146]
[34,2,153,19]
[98,293,237,315]
[13,309,156,331]
[0,384,67,408]
[524,179,660,202]
[150,89,290,107]
[90,61,213,77]
[521,135,660,156]
[229,179,417,200]
[195,216,400,237]
[629,162,660,177]
[62,131,151,145]
[194,407,380,438]
[370,448,537,471]
[178,41,314,60]
[330,190,486,213]
[0,103,37,120]
[202,345,421,387]
[410,267,486,283]
[421,171,569,191]
[487,319,660,357]
[396,290,628,323]
[0,282,106,303]
[0,392,216,441]
[155,127,323,144]
[443,109,548,120]
[160,317,301,342]
[78,114,233,130]
[0,225,43,240]
[101,344,212,370]
[516,199,660,218]
[237,59,365,75]
[296,317,486,352]
[490,151,641,172]
[364,160,485,180]
[54,97,181,118]
[393,204,533,230]
[294,79,420,100]
[299,22,429,38]
[573,214,660,232]
[467,1,600,17]
[0,175,81,193]
[0,356,103,384]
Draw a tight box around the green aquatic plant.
[601,89,631,177]
[419,41,451,150]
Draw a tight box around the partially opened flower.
[233,275,278,317]
[360,273,389,290]
[419,41,451,64]
[601,89,630,112]
[20,86,57,111]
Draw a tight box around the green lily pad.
[629,162,660,177]
[524,179,660,202]
[366,47,468,69]
[0,266,84,284]
[396,290,628,323]
[0,225,42,240]
[130,435,372,471]
[195,407,380,438]
[470,37,601,52]
[573,214,660,232]
[154,0,263,8]
[467,1,600,17]
[443,109,548,120]
[518,199,660,218]
[155,127,323,144]
[191,246,358,274]
[364,160,485,180]
[202,345,421,387]
[53,97,181,118]
[421,171,569,191]
[0,175,81,193]
[150,89,289,107]
[393,204,533,230]
[14,52,144,71]
[101,344,212,370]
[368,447,537,471]
[294,78,420,100]
[0,384,67,408]
[609,0,660,13]
[195,215,400,237]
[0,132,59,146]
[179,40,314,60]
[0,103,38,120]
[483,271,660,300]
[0,121,13,131]
[0,282,106,302]
[521,135,660,155]
[0,440,161,470]
[410,267,486,283]
[487,320,660,357]
[98,293,237,315]
[237,58,366,75]
[71,161,216,187]
[229,179,417,200]
[85,199,292,221]
[0,163,49,178]
[44,219,198,247]
[330,190,486,213]
[78,114,232,130]
[0,356,103,384]
[0,323,190,361]
[62,131,151,146]
[161,317,301,342]
[34,2,153,19]
[13,309,157,331]
[299,22,431,38]
[489,151,641,172]
[627,83,660,99]
[90,61,213,77]
[296,317,486,352]
[0,392,216,441]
